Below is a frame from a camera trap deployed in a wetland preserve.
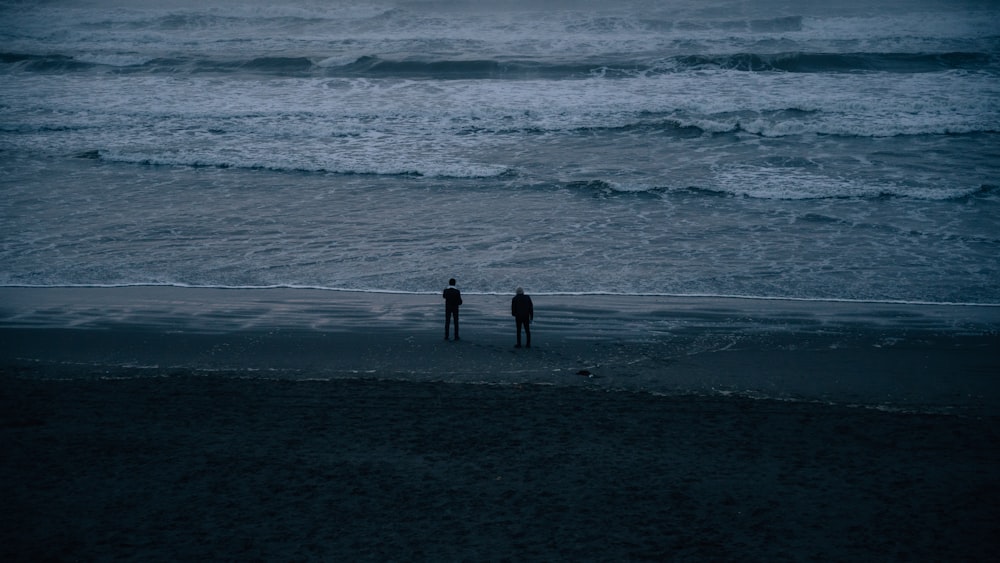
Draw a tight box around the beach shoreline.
[4,0,999,558]
[2,286,998,414]
[2,286,999,560]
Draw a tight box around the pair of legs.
[515,317,530,348]
[445,309,459,340]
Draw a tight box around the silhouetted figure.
[511,286,533,348]
[443,278,462,340]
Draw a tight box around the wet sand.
[2,287,999,560]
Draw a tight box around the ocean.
[2,0,999,304]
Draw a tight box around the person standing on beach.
[443,278,462,341]
[511,287,533,348]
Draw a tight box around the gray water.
[2,0,999,303]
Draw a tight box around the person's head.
[449,278,456,286]
[516,287,524,295]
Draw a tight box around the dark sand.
[2,287,999,560]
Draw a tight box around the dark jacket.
[443,286,462,311]
[511,294,533,320]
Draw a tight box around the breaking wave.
[3,51,995,78]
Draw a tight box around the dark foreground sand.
[2,287,999,560]
[2,376,998,562]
